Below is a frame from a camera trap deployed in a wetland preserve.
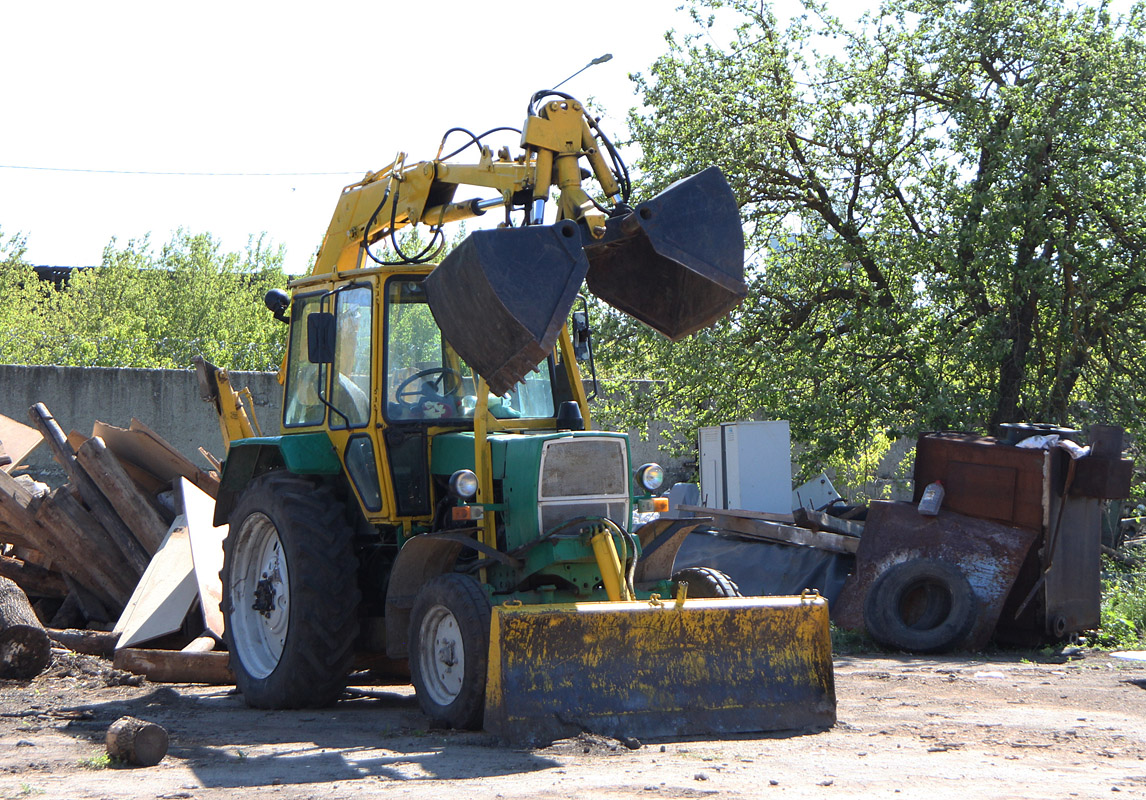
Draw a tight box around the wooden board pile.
[0,405,232,683]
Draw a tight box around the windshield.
[384,278,556,421]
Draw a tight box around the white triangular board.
[180,477,228,639]
[114,514,198,649]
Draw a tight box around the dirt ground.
[1,647,1144,800]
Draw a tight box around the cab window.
[384,278,556,421]
[330,286,372,429]
[283,293,326,428]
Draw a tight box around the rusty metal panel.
[1043,495,1102,635]
[833,501,1038,650]
[914,433,1048,531]
[1071,457,1133,499]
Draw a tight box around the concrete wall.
[0,365,689,486]
[0,365,283,485]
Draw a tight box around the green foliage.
[1097,555,1146,649]
[597,0,1146,480]
[0,230,288,371]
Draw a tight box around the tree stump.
[0,575,51,679]
[106,716,169,766]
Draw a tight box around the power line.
[0,164,363,177]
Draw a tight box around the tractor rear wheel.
[222,472,360,708]
[409,573,492,729]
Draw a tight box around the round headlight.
[636,463,665,493]
[449,469,479,500]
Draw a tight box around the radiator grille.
[537,437,629,531]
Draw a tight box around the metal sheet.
[674,529,853,604]
[914,433,1048,531]
[484,596,836,745]
[833,501,1038,650]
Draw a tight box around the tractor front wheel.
[408,573,492,729]
[222,472,360,708]
[671,566,743,599]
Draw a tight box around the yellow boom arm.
[311,96,621,276]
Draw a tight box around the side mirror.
[307,312,336,363]
[264,289,291,324]
[571,311,591,361]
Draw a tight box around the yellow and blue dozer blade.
[484,594,836,745]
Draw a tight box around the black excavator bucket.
[425,220,589,396]
[583,166,747,340]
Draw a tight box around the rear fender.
[213,433,341,525]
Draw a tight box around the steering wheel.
[396,367,463,410]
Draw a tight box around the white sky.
[1,1,1132,274]
[0,1,707,273]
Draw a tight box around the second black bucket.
[583,166,747,340]
[425,220,589,396]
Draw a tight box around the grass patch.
[830,623,877,654]
[78,753,113,770]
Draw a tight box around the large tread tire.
[863,558,978,654]
[670,566,743,599]
[408,573,492,730]
[222,471,360,709]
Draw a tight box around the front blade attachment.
[426,221,589,396]
[584,166,747,340]
[484,595,837,746]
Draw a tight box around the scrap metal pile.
[0,407,230,682]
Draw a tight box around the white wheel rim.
[418,604,465,706]
[229,512,290,679]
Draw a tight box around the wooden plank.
[29,404,149,576]
[38,488,137,607]
[678,504,796,524]
[113,515,198,649]
[691,507,860,555]
[0,554,67,598]
[0,413,43,474]
[0,470,43,550]
[75,437,167,556]
[93,419,219,499]
[113,648,234,685]
[792,508,865,538]
[179,478,226,639]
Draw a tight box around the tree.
[596,0,1146,484]
[0,230,289,371]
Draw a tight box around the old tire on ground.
[222,471,360,708]
[670,566,743,598]
[863,558,978,654]
[408,573,492,730]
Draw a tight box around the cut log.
[105,716,169,767]
[28,404,149,576]
[47,627,119,658]
[0,554,67,599]
[113,648,234,684]
[0,576,52,679]
[181,633,218,653]
[76,437,167,556]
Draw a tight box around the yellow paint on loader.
[484,594,836,745]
